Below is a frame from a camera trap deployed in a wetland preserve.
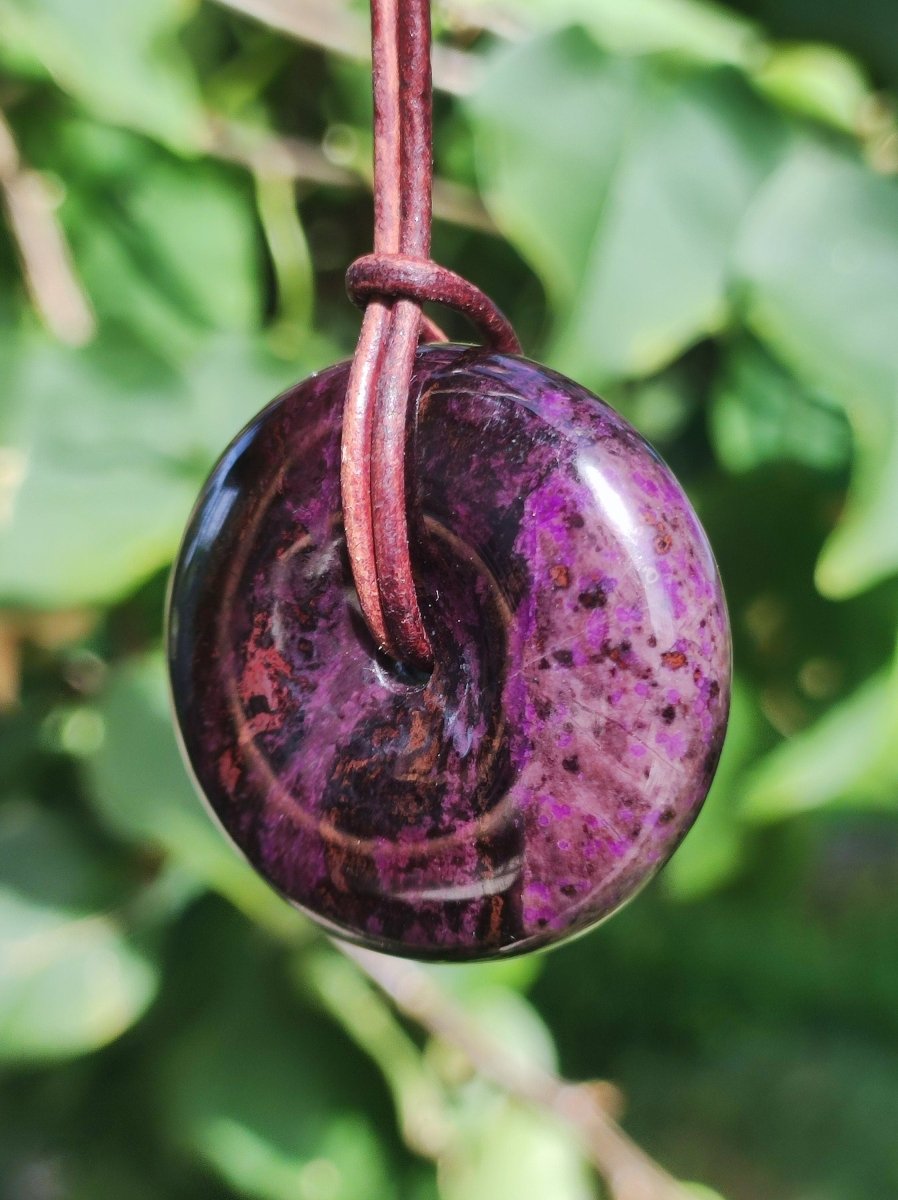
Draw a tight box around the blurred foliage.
[1,0,898,1198]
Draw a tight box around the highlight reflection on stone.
[168,346,731,960]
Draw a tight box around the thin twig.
[206,117,359,187]
[0,108,96,346]
[305,951,454,1159]
[210,0,480,95]
[337,942,694,1200]
[204,116,497,233]
[0,622,20,711]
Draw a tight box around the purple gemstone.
[168,346,731,960]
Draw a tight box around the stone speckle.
[168,346,731,960]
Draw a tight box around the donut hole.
[373,646,433,690]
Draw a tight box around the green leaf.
[753,44,872,132]
[202,1120,383,1200]
[304,951,453,1162]
[442,985,559,1074]
[710,338,851,473]
[468,33,784,384]
[821,408,898,599]
[0,330,333,610]
[741,666,898,821]
[255,175,315,336]
[0,0,206,150]
[734,141,898,596]
[0,333,199,609]
[65,149,263,349]
[457,0,761,65]
[732,0,898,95]
[683,1187,729,1200]
[164,935,392,1200]
[430,953,544,999]
[185,332,345,467]
[439,1101,596,1200]
[0,801,158,1062]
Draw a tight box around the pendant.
[167,345,731,960]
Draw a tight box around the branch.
[305,950,455,1159]
[204,116,497,234]
[0,108,96,346]
[0,621,20,711]
[210,0,480,95]
[337,942,695,1200]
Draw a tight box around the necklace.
[167,0,731,961]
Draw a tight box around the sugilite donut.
[167,345,731,960]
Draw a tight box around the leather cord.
[340,0,520,671]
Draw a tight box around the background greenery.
[1,0,897,1196]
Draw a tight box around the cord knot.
[346,253,520,353]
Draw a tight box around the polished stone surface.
[168,346,731,959]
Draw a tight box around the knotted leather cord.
[340,0,521,671]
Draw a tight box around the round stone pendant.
[168,346,730,960]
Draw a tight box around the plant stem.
[204,116,497,233]
[0,108,95,346]
[337,941,696,1200]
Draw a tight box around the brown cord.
[340,0,521,671]
[347,255,520,352]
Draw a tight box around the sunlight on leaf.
[741,666,898,821]
[454,0,760,64]
[0,0,206,150]
[735,141,898,597]
[753,43,872,132]
[440,1101,596,1200]
[710,338,851,473]
[469,32,784,385]
[163,934,392,1200]
[0,802,158,1062]
[0,333,198,609]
